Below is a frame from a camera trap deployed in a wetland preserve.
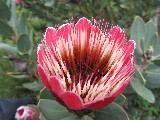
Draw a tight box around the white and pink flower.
[37,17,135,110]
[15,106,39,120]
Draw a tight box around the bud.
[15,106,39,120]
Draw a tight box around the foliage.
[0,0,160,120]
[22,0,159,29]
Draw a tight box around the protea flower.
[15,106,39,120]
[37,17,135,111]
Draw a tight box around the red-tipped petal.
[75,17,92,45]
[37,44,44,66]
[75,17,92,31]
[124,40,136,54]
[107,26,125,45]
[45,27,57,47]
[85,80,130,110]
[60,91,84,110]
[37,65,51,90]
[57,23,71,42]
[111,79,130,98]
[85,96,115,110]
[49,76,64,96]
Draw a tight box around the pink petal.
[74,17,92,61]
[85,96,115,110]
[75,17,92,31]
[44,27,57,47]
[112,79,131,98]
[107,26,125,45]
[49,76,64,96]
[37,44,44,66]
[75,17,92,47]
[60,91,84,110]
[125,40,136,54]
[57,23,72,42]
[37,65,51,90]
[85,80,130,110]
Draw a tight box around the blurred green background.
[0,0,160,120]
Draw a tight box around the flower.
[15,106,39,120]
[37,17,135,111]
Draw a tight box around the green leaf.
[130,16,146,64]
[44,0,55,7]
[130,79,155,103]
[152,34,160,56]
[61,115,93,120]
[152,59,160,66]
[0,0,11,21]
[81,116,93,120]
[39,99,73,120]
[9,0,16,30]
[145,21,158,50]
[40,113,48,120]
[17,13,27,35]
[134,66,146,84]
[130,16,146,53]
[23,81,43,91]
[8,74,29,79]
[94,102,129,120]
[40,88,54,100]
[17,34,32,54]
[0,20,15,38]
[114,94,126,106]
[0,42,17,55]
[145,68,160,88]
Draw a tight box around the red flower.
[15,106,39,120]
[37,17,135,110]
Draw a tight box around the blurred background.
[0,0,160,120]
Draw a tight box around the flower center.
[18,108,24,116]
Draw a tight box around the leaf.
[8,74,29,79]
[152,59,160,66]
[81,116,93,120]
[94,102,129,120]
[130,78,155,103]
[61,115,93,120]
[0,0,11,21]
[114,94,126,106]
[134,66,146,84]
[23,81,43,91]
[39,99,73,120]
[152,34,160,56]
[39,99,93,120]
[40,88,54,100]
[9,0,16,30]
[0,20,15,38]
[0,42,17,55]
[17,34,32,54]
[130,16,146,64]
[17,13,27,35]
[6,72,29,79]
[130,16,146,53]
[44,0,55,7]
[145,21,158,50]
[40,113,48,120]
[145,68,160,88]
